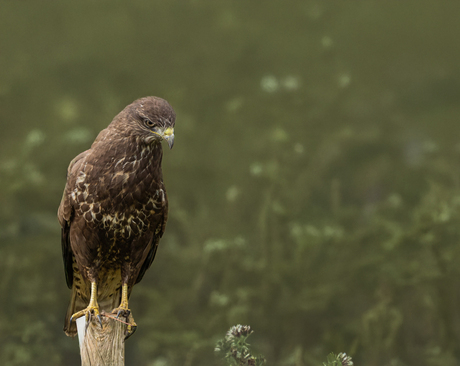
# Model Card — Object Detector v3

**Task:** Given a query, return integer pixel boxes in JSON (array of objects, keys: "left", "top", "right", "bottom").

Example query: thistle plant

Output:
[
  {"left": 215, "top": 325, "right": 265, "bottom": 366},
  {"left": 323, "top": 352, "right": 354, "bottom": 366}
]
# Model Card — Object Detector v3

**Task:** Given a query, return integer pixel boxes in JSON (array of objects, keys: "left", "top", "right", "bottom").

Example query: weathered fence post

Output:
[{"left": 76, "top": 312, "right": 128, "bottom": 366}]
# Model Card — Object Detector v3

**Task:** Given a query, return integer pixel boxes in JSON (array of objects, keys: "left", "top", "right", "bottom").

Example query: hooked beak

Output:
[
  {"left": 150, "top": 126, "right": 175, "bottom": 149},
  {"left": 162, "top": 127, "right": 175, "bottom": 149}
]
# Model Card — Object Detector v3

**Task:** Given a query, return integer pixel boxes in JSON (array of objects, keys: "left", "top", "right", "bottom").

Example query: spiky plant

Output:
[{"left": 215, "top": 325, "right": 265, "bottom": 366}]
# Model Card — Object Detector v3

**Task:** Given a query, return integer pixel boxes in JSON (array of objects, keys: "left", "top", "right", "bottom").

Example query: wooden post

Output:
[{"left": 76, "top": 312, "right": 128, "bottom": 366}]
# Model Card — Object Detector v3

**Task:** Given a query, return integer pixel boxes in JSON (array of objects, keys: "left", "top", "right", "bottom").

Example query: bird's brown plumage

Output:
[{"left": 58, "top": 96, "right": 175, "bottom": 336}]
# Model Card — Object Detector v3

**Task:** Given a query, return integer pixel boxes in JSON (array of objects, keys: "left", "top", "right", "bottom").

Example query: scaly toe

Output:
[
  {"left": 112, "top": 307, "right": 131, "bottom": 319},
  {"left": 125, "top": 313, "right": 138, "bottom": 340},
  {"left": 70, "top": 304, "right": 101, "bottom": 326}
]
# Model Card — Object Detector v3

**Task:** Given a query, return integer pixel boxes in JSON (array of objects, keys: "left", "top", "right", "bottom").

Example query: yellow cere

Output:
[{"left": 163, "top": 127, "right": 174, "bottom": 137}]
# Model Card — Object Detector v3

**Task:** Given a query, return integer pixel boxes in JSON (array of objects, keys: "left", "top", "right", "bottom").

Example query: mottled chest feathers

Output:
[{"left": 75, "top": 186, "right": 166, "bottom": 240}]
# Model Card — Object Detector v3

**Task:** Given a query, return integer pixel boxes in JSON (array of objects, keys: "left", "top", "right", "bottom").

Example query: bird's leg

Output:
[
  {"left": 70, "top": 281, "right": 102, "bottom": 327},
  {"left": 117, "top": 283, "right": 130, "bottom": 314},
  {"left": 112, "top": 283, "right": 137, "bottom": 338}
]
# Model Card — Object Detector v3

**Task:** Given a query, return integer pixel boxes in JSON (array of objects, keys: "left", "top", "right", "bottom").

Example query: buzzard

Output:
[{"left": 58, "top": 96, "right": 175, "bottom": 337}]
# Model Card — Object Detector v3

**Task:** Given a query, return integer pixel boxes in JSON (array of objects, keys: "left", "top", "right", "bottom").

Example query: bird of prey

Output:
[{"left": 58, "top": 96, "right": 175, "bottom": 337}]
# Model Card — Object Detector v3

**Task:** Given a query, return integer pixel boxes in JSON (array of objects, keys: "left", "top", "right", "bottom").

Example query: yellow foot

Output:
[
  {"left": 70, "top": 304, "right": 102, "bottom": 328},
  {"left": 111, "top": 305, "right": 130, "bottom": 318},
  {"left": 125, "top": 312, "right": 137, "bottom": 339},
  {"left": 111, "top": 306, "right": 137, "bottom": 339}
]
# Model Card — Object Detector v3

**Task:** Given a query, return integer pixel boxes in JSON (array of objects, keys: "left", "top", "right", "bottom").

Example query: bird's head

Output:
[{"left": 120, "top": 96, "right": 176, "bottom": 149}]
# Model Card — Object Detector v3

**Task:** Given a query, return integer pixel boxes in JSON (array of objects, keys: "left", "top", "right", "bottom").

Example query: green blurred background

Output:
[{"left": 1, "top": 1, "right": 460, "bottom": 365}]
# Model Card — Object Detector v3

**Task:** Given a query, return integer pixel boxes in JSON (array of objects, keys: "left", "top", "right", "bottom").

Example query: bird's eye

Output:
[{"left": 144, "top": 118, "right": 154, "bottom": 128}]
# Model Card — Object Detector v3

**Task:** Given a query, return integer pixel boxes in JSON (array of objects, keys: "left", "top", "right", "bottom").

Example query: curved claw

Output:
[
  {"left": 70, "top": 304, "right": 101, "bottom": 327},
  {"left": 116, "top": 308, "right": 131, "bottom": 319},
  {"left": 124, "top": 312, "right": 138, "bottom": 340},
  {"left": 125, "top": 323, "right": 137, "bottom": 340},
  {"left": 96, "top": 314, "right": 103, "bottom": 328}
]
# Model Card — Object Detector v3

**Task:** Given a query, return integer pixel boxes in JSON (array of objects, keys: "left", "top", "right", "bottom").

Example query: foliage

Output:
[
  {"left": 215, "top": 325, "right": 265, "bottom": 366},
  {"left": 214, "top": 326, "right": 355, "bottom": 366},
  {"left": 323, "top": 353, "right": 353, "bottom": 366}
]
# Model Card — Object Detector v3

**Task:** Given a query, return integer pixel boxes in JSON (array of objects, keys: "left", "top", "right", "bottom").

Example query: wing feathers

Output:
[{"left": 58, "top": 150, "right": 88, "bottom": 289}]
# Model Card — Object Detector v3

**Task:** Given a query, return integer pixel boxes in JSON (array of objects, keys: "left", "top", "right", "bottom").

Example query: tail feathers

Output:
[
  {"left": 64, "top": 285, "right": 120, "bottom": 337},
  {"left": 63, "top": 286, "right": 85, "bottom": 337}
]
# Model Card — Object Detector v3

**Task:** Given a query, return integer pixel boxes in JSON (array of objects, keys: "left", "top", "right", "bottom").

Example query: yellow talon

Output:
[
  {"left": 111, "top": 283, "right": 130, "bottom": 316},
  {"left": 111, "top": 283, "right": 137, "bottom": 338},
  {"left": 125, "top": 312, "right": 138, "bottom": 339},
  {"left": 70, "top": 281, "right": 102, "bottom": 327}
]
